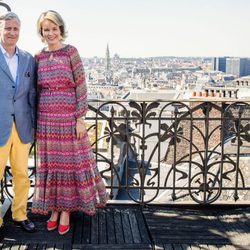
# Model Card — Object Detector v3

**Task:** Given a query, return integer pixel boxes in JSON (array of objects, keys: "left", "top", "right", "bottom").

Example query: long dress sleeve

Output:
[{"left": 69, "top": 46, "right": 88, "bottom": 118}]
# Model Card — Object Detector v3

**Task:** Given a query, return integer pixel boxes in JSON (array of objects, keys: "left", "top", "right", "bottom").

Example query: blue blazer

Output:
[{"left": 0, "top": 47, "right": 37, "bottom": 146}]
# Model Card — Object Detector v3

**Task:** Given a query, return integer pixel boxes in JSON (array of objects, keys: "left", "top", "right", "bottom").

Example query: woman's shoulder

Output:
[
  {"left": 34, "top": 49, "right": 44, "bottom": 61},
  {"left": 64, "top": 44, "right": 79, "bottom": 55},
  {"left": 35, "top": 47, "right": 49, "bottom": 56}
]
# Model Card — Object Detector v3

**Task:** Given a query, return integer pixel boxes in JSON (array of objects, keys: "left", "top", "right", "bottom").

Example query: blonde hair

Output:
[{"left": 37, "top": 10, "right": 67, "bottom": 41}]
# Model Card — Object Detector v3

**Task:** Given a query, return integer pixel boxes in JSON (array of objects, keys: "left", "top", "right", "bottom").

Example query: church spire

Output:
[{"left": 105, "top": 44, "right": 111, "bottom": 72}]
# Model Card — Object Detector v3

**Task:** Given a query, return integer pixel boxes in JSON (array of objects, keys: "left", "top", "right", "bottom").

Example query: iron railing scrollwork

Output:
[{"left": 1, "top": 100, "right": 250, "bottom": 205}]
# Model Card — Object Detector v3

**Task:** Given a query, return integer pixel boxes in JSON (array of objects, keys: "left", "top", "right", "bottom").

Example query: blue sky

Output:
[{"left": 2, "top": 0, "right": 250, "bottom": 58}]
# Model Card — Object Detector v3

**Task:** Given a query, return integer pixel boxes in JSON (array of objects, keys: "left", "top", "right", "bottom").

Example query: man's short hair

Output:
[{"left": 0, "top": 12, "right": 21, "bottom": 26}]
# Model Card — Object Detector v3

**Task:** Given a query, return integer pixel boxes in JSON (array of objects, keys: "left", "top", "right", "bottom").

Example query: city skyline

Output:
[{"left": 2, "top": 0, "right": 250, "bottom": 58}]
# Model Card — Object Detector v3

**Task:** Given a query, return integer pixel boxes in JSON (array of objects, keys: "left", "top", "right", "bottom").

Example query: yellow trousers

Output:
[{"left": 0, "top": 122, "right": 30, "bottom": 226}]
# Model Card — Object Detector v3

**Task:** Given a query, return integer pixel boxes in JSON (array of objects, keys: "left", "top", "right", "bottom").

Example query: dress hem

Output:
[{"left": 31, "top": 201, "right": 107, "bottom": 216}]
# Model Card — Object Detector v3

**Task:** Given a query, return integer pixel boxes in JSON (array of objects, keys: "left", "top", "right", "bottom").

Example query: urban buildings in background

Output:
[
  {"left": 83, "top": 45, "right": 250, "bottom": 101},
  {"left": 82, "top": 46, "right": 250, "bottom": 202},
  {"left": 212, "top": 56, "right": 250, "bottom": 78}
]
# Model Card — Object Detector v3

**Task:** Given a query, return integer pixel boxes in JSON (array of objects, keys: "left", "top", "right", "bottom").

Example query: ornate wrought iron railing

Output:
[{"left": 1, "top": 99, "right": 250, "bottom": 205}]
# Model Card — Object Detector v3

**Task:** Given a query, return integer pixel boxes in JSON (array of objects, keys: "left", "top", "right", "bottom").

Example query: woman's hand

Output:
[{"left": 76, "top": 118, "right": 86, "bottom": 140}]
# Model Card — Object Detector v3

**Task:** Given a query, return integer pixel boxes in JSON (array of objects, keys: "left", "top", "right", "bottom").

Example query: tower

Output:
[
  {"left": 212, "top": 57, "right": 228, "bottom": 72},
  {"left": 105, "top": 44, "right": 111, "bottom": 73},
  {"left": 105, "top": 44, "right": 112, "bottom": 83}
]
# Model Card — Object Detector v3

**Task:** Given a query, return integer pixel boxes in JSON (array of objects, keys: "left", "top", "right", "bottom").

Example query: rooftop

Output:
[{"left": 1, "top": 204, "right": 250, "bottom": 249}]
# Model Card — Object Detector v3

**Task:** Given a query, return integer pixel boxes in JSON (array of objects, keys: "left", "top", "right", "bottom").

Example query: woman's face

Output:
[{"left": 41, "top": 19, "right": 61, "bottom": 48}]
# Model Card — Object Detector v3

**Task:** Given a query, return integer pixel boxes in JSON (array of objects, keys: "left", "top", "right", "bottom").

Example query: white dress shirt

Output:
[{"left": 0, "top": 43, "right": 19, "bottom": 84}]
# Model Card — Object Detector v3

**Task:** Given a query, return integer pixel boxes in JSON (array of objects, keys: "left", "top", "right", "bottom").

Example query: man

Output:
[{"left": 0, "top": 12, "right": 36, "bottom": 233}]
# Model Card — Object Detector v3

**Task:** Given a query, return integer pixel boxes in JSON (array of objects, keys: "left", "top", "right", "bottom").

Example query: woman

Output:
[{"left": 32, "top": 10, "right": 108, "bottom": 235}]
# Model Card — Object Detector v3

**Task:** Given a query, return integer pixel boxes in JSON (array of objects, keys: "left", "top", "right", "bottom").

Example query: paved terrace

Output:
[{"left": 0, "top": 204, "right": 250, "bottom": 249}]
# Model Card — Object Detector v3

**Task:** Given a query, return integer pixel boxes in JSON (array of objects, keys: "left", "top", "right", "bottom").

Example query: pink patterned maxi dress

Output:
[{"left": 32, "top": 44, "right": 108, "bottom": 215}]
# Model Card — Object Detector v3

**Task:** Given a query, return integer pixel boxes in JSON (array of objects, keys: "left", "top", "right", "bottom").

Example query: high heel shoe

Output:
[
  {"left": 47, "top": 219, "right": 58, "bottom": 231},
  {"left": 58, "top": 222, "right": 70, "bottom": 235},
  {"left": 58, "top": 212, "right": 70, "bottom": 235},
  {"left": 47, "top": 211, "right": 59, "bottom": 231}
]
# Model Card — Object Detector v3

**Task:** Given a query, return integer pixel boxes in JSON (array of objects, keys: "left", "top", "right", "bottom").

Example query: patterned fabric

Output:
[{"left": 32, "top": 45, "right": 108, "bottom": 216}]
